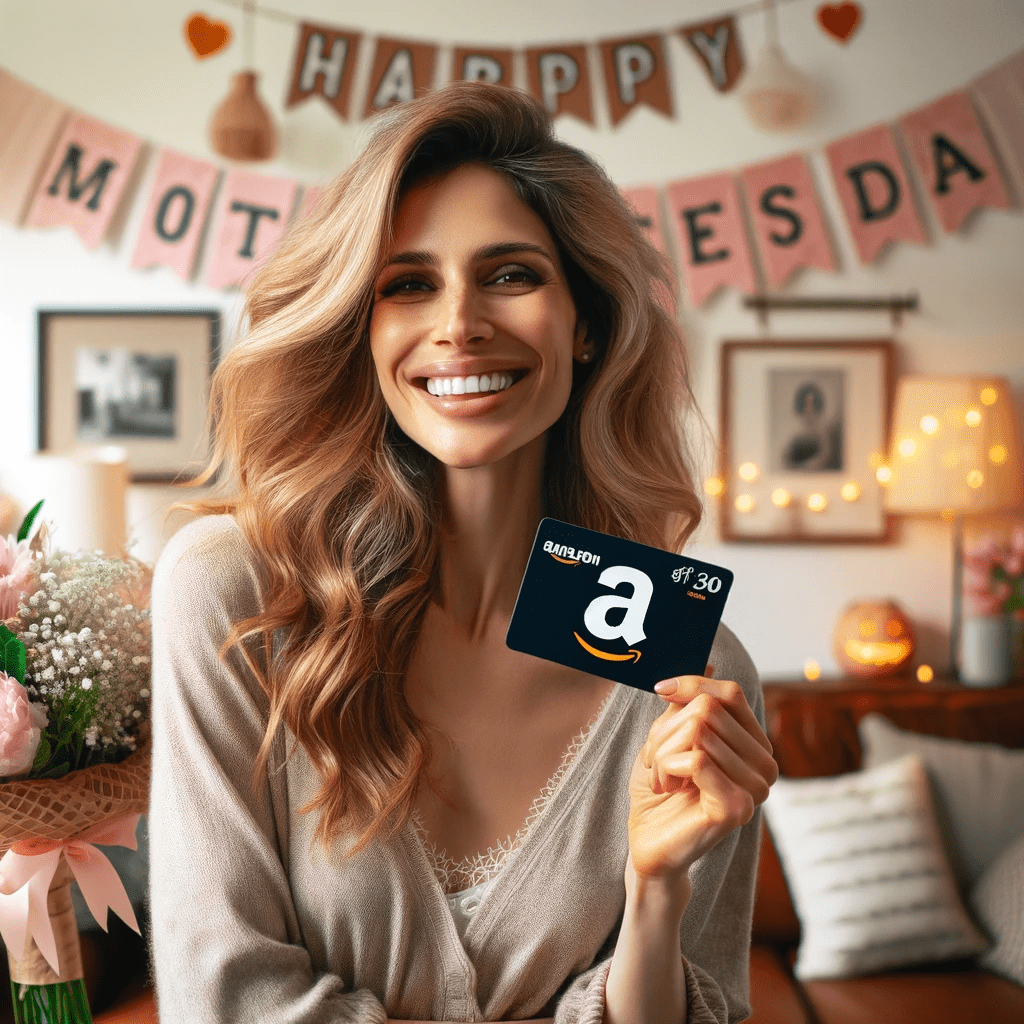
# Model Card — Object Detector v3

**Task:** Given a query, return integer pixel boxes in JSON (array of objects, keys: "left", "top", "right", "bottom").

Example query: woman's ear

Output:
[{"left": 573, "top": 324, "right": 594, "bottom": 364}]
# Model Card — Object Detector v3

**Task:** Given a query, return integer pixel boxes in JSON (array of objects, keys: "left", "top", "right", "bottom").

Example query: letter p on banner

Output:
[{"left": 26, "top": 114, "right": 142, "bottom": 249}]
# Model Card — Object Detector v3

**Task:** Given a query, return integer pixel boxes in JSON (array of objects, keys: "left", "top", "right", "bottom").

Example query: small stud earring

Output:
[{"left": 579, "top": 350, "right": 592, "bottom": 363}]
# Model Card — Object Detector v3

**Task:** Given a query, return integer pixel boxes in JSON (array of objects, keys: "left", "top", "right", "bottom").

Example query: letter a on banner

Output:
[
  {"left": 598, "top": 34, "right": 673, "bottom": 126},
  {"left": 453, "top": 47, "right": 514, "bottom": 86},
  {"left": 666, "top": 172, "right": 758, "bottom": 306},
  {"left": 740, "top": 153, "right": 836, "bottom": 289},
  {"left": 899, "top": 91, "right": 1010, "bottom": 233},
  {"left": 364, "top": 38, "right": 437, "bottom": 117},
  {"left": 285, "top": 23, "right": 361, "bottom": 121},
  {"left": 525, "top": 44, "right": 595, "bottom": 125},
  {"left": 680, "top": 17, "right": 745, "bottom": 92},
  {"left": 205, "top": 169, "right": 297, "bottom": 290},
  {"left": 26, "top": 114, "right": 142, "bottom": 249},
  {"left": 132, "top": 149, "right": 219, "bottom": 280},
  {"left": 826, "top": 124, "right": 927, "bottom": 264}
]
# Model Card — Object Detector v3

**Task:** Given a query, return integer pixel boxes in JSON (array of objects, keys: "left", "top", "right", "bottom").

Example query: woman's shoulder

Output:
[{"left": 710, "top": 621, "right": 762, "bottom": 715}]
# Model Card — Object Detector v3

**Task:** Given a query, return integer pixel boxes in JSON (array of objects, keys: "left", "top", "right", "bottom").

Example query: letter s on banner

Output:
[{"left": 583, "top": 565, "right": 654, "bottom": 647}]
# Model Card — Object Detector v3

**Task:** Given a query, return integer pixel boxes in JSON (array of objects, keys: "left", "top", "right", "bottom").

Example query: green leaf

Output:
[
  {"left": 30, "top": 736, "right": 51, "bottom": 774},
  {"left": 39, "top": 762, "right": 69, "bottom": 780},
  {"left": 0, "top": 628, "right": 27, "bottom": 684},
  {"left": 15, "top": 500, "right": 44, "bottom": 543}
]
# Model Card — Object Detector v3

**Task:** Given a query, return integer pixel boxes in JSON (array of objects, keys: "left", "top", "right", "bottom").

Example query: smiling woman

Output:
[{"left": 148, "top": 82, "right": 774, "bottom": 1024}]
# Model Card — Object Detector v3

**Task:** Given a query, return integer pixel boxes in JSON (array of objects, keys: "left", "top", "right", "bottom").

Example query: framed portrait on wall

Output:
[
  {"left": 37, "top": 308, "right": 220, "bottom": 483},
  {"left": 719, "top": 339, "right": 894, "bottom": 543}
]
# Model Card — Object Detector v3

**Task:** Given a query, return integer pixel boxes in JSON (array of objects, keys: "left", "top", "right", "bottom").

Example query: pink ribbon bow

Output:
[{"left": 0, "top": 814, "right": 141, "bottom": 975}]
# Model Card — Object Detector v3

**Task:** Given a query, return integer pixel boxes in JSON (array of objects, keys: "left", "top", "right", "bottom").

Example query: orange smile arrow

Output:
[
  {"left": 550, "top": 554, "right": 580, "bottom": 565},
  {"left": 573, "top": 632, "right": 642, "bottom": 662}
]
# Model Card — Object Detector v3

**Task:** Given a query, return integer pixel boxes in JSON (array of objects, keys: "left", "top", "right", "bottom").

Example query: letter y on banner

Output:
[{"left": 26, "top": 114, "right": 142, "bottom": 249}]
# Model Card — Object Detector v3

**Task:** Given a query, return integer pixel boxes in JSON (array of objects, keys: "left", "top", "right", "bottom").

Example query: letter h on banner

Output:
[{"left": 285, "top": 23, "right": 361, "bottom": 121}]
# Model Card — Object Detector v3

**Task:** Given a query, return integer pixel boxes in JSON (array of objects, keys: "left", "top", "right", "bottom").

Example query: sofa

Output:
[{"left": 4, "top": 677, "right": 1023, "bottom": 1024}]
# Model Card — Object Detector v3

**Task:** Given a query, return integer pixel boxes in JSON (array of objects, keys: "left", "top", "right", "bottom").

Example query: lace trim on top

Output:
[{"left": 414, "top": 688, "right": 615, "bottom": 894}]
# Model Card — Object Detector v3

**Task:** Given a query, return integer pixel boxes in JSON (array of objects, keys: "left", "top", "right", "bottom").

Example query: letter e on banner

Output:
[
  {"left": 26, "top": 114, "right": 142, "bottom": 249},
  {"left": 205, "top": 169, "right": 297, "bottom": 290},
  {"left": 132, "top": 149, "right": 219, "bottom": 280},
  {"left": 598, "top": 34, "right": 673, "bottom": 126},
  {"left": 899, "top": 91, "right": 1010, "bottom": 233},
  {"left": 364, "top": 38, "right": 437, "bottom": 117},
  {"left": 666, "top": 172, "right": 758, "bottom": 306},
  {"left": 740, "top": 153, "right": 836, "bottom": 288},
  {"left": 525, "top": 44, "right": 595, "bottom": 125},
  {"left": 584, "top": 565, "right": 654, "bottom": 647},
  {"left": 286, "top": 23, "right": 361, "bottom": 121},
  {"left": 453, "top": 47, "right": 513, "bottom": 86},
  {"left": 826, "top": 124, "right": 926, "bottom": 263}
]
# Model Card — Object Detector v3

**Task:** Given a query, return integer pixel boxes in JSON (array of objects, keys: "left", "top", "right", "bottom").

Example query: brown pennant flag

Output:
[
  {"left": 598, "top": 35, "right": 673, "bottom": 126},
  {"left": 525, "top": 44, "right": 595, "bottom": 125},
  {"left": 364, "top": 37, "right": 438, "bottom": 118},
  {"left": 680, "top": 17, "right": 744, "bottom": 93},
  {"left": 286, "top": 23, "right": 361, "bottom": 120},
  {"left": 452, "top": 47, "right": 514, "bottom": 86}
]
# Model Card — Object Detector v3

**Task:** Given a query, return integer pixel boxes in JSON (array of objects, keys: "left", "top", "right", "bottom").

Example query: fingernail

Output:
[{"left": 654, "top": 677, "right": 678, "bottom": 695}]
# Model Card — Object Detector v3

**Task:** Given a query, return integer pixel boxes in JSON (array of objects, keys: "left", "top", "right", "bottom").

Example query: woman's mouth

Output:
[{"left": 423, "top": 371, "right": 519, "bottom": 396}]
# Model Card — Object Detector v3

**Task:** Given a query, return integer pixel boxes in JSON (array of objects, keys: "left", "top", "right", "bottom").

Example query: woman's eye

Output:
[
  {"left": 379, "top": 276, "right": 431, "bottom": 297},
  {"left": 489, "top": 264, "right": 541, "bottom": 287}
]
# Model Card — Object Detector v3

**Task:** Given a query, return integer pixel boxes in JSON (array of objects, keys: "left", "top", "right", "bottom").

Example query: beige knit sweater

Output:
[{"left": 149, "top": 515, "right": 762, "bottom": 1023}]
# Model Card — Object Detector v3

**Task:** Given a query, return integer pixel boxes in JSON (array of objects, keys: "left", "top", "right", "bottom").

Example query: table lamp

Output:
[{"left": 882, "top": 376, "right": 1023, "bottom": 676}]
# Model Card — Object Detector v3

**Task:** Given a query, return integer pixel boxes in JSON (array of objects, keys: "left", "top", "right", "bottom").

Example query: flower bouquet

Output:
[
  {"left": 0, "top": 502, "right": 151, "bottom": 1024},
  {"left": 963, "top": 525, "right": 1024, "bottom": 619}
]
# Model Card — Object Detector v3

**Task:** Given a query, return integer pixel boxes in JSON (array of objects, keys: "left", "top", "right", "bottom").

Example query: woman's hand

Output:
[{"left": 627, "top": 672, "right": 778, "bottom": 880}]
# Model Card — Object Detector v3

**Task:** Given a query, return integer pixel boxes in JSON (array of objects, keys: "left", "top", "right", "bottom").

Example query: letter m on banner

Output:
[{"left": 26, "top": 114, "right": 142, "bottom": 249}]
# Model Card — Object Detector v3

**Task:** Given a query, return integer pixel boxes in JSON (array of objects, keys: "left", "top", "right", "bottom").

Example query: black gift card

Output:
[{"left": 506, "top": 518, "right": 733, "bottom": 692}]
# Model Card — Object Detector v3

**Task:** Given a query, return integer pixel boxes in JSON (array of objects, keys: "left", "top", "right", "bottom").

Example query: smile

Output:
[{"left": 424, "top": 372, "right": 516, "bottom": 396}]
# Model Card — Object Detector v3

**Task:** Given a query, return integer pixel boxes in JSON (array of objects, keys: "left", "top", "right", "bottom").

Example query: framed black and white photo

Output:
[
  {"left": 719, "top": 339, "right": 894, "bottom": 543},
  {"left": 38, "top": 309, "right": 220, "bottom": 483}
]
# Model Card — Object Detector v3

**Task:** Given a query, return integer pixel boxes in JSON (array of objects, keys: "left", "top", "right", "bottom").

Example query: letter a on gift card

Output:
[{"left": 26, "top": 114, "right": 142, "bottom": 249}]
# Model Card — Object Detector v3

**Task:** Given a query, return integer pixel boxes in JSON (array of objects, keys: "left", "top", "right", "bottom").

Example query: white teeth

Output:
[{"left": 425, "top": 373, "right": 516, "bottom": 396}]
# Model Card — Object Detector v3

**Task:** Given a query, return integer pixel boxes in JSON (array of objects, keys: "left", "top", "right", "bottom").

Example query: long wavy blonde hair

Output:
[{"left": 195, "top": 82, "right": 704, "bottom": 853}]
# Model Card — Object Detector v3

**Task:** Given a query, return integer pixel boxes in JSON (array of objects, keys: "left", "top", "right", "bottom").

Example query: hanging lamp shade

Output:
[
  {"left": 210, "top": 70, "right": 277, "bottom": 161},
  {"left": 740, "top": 42, "right": 815, "bottom": 132}
]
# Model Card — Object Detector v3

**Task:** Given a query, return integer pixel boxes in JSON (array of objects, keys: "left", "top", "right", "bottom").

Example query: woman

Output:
[{"left": 150, "top": 82, "right": 777, "bottom": 1024}]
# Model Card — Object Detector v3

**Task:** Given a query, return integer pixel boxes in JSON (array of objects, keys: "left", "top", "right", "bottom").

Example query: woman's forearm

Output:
[{"left": 603, "top": 860, "right": 690, "bottom": 1024}]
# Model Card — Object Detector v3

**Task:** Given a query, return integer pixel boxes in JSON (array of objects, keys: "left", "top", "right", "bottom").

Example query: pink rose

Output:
[
  {"left": 0, "top": 671, "right": 48, "bottom": 777},
  {"left": 0, "top": 535, "right": 33, "bottom": 621}
]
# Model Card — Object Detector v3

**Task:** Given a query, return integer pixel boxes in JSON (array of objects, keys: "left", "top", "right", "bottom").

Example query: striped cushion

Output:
[
  {"left": 763, "top": 754, "right": 987, "bottom": 979},
  {"left": 972, "top": 832, "right": 1024, "bottom": 986}
]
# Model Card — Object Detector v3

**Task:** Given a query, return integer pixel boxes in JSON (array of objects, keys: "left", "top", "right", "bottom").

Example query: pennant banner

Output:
[
  {"left": 131, "top": 148, "right": 220, "bottom": 280},
  {"left": 621, "top": 185, "right": 669, "bottom": 255},
  {"left": 899, "top": 90, "right": 1011, "bottom": 233},
  {"left": 666, "top": 172, "right": 758, "bottom": 306},
  {"left": 826, "top": 123, "right": 927, "bottom": 264},
  {"left": 205, "top": 169, "right": 297, "bottom": 290},
  {"left": 285, "top": 22, "right": 361, "bottom": 121},
  {"left": 25, "top": 114, "right": 142, "bottom": 249},
  {"left": 971, "top": 50, "right": 1024, "bottom": 200},
  {"left": 680, "top": 17, "right": 745, "bottom": 93},
  {"left": 525, "top": 44, "right": 595, "bottom": 125},
  {"left": 452, "top": 47, "right": 514, "bottom": 86},
  {"left": 364, "top": 37, "right": 437, "bottom": 118},
  {"left": 0, "top": 70, "right": 70, "bottom": 225},
  {"left": 740, "top": 153, "right": 836, "bottom": 288},
  {"left": 598, "top": 35, "right": 673, "bottom": 126}
]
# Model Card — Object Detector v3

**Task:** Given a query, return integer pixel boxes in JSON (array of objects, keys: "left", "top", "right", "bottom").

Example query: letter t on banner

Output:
[
  {"left": 666, "top": 172, "right": 758, "bottom": 306},
  {"left": 205, "top": 169, "right": 297, "bottom": 290}
]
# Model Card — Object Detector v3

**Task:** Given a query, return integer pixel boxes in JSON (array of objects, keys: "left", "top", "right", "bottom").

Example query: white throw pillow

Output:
[
  {"left": 763, "top": 754, "right": 987, "bottom": 980},
  {"left": 971, "top": 832, "right": 1024, "bottom": 986},
  {"left": 858, "top": 712, "right": 1024, "bottom": 889}
]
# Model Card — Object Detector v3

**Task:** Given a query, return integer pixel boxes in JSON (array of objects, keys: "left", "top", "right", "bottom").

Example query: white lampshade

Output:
[
  {"left": 2, "top": 449, "right": 129, "bottom": 556},
  {"left": 883, "top": 376, "right": 1023, "bottom": 515},
  {"left": 739, "top": 42, "right": 815, "bottom": 132}
]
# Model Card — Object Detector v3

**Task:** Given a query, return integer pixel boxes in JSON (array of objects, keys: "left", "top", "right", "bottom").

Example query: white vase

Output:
[{"left": 960, "top": 615, "right": 1013, "bottom": 687}]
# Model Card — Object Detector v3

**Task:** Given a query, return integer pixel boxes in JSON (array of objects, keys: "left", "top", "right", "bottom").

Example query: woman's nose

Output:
[{"left": 435, "top": 283, "right": 493, "bottom": 347}]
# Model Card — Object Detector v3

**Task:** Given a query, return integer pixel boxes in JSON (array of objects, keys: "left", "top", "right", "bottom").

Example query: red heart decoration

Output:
[
  {"left": 185, "top": 13, "right": 232, "bottom": 59},
  {"left": 817, "top": 2, "right": 862, "bottom": 43}
]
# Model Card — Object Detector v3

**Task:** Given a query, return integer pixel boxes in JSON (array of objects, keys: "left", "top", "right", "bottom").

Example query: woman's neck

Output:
[{"left": 437, "top": 434, "right": 546, "bottom": 638}]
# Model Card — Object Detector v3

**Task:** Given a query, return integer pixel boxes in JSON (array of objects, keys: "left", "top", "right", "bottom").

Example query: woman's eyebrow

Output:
[{"left": 382, "top": 240, "right": 555, "bottom": 268}]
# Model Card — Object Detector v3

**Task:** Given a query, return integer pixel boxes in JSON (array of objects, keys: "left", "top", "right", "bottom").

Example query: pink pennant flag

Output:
[
  {"left": 620, "top": 186, "right": 668, "bottom": 254},
  {"left": 665, "top": 172, "right": 758, "bottom": 306},
  {"left": 25, "top": 114, "right": 142, "bottom": 249},
  {"left": 740, "top": 153, "right": 836, "bottom": 289},
  {"left": 0, "top": 69, "right": 71, "bottom": 225},
  {"left": 131, "top": 149, "right": 219, "bottom": 280},
  {"left": 205, "top": 169, "right": 298, "bottom": 290},
  {"left": 826, "top": 124, "right": 927, "bottom": 264},
  {"left": 971, "top": 49, "right": 1024, "bottom": 201},
  {"left": 297, "top": 183, "right": 327, "bottom": 221},
  {"left": 899, "top": 91, "right": 1010, "bottom": 233}
]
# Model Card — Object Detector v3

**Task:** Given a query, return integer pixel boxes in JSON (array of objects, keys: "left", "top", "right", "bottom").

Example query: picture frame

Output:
[
  {"left": 719, "top": 339, "right": 894, "bottom": 543},
  {"left": 37, "top": 308, "right": 220, "bottom": 483}
]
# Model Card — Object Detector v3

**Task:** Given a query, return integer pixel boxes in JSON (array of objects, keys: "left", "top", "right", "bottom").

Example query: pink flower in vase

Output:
[
  {"left": 0, "top": 535, "right": 33, "bottom": 621},
  {"left": 0, "top": 671, "right": 48, "bottom": 776}
]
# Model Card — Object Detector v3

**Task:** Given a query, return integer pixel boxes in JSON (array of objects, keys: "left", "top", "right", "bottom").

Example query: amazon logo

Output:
[
  {"left": 543, "top": 540, "right": 601, "bottom": 566},
  {"left": 574, "top": 564, "right": 652, "bottom": 665}
]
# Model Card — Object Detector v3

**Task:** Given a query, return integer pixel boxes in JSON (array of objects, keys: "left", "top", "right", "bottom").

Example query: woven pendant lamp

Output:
[{"left": 209, "top": 2, "right": 277, "bottom": 161}]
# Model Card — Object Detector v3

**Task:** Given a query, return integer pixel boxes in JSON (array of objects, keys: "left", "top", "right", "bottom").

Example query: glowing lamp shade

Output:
[
  {"left": 833, "top": 600, "right": 916, "bottom": 678},
  {"left": 739, "top": 43, "right": 815, "bottom": 132},
  {"left": 883, "top": 376, "right": 1023, "bottom": 515},
  {"left": 210, "top": 71, "right": 278, "bottom": 162}
]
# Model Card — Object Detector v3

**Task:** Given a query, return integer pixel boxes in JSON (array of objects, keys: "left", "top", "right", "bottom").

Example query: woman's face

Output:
[{"left": 369, "top": 163, "right": 585, "bottom": 470}]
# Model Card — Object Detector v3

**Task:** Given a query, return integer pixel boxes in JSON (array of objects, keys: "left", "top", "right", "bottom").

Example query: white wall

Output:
[{"left": 1, "top": 0, "right": 1023, "bottom": 679}]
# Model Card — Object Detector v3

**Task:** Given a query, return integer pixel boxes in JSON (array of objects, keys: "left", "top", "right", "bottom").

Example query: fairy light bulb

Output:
[
  {"left": 920, "top": 415, "right": 939, "bottom": 434},
  {"left": 704, "top": 476, "right": 725, "bottom": 497},
  {"left": 841, "top": 482, "right": 861, "bottom": 502},
  {"left": 771, "top": 488, "right": 791, "bottom": 508},
  {"left": 738, "top": 462, "right": 760, "bottom": 482},
  {"left": 735, "top": 494, "right": 755, "bottom": 513}
]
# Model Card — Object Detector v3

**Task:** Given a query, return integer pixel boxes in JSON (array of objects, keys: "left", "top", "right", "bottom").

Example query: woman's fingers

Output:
[
  {"left": 654, "top": 675, "right": 772, "bottom": 754},
  {"left": 656, "top": 748, "right": 757, "bottom": 827}
]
